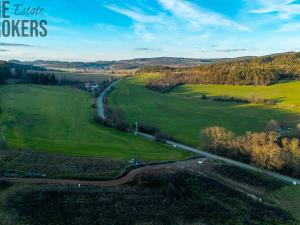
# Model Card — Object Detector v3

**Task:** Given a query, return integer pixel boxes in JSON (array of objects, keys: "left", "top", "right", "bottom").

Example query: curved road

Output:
[
  {"left": 99, "top": 79, "right": 300, "bottom": 185},
  {"left": 1, "top": 79, "right": 298, "bottom": 188},
  {"left": 0, "top": 159, "right": 196, "bottom": 187},
  {"left": 98, "top": 80, "right": 121, "bottom": 120}
]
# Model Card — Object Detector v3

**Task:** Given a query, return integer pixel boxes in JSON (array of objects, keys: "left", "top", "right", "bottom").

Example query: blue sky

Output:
[{"left": 1, "top": 0, "right": 300, "bottom": 61}]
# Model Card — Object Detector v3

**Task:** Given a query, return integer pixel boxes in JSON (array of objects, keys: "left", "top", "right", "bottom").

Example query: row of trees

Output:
[
  {"left": 146, "top": 52, "right": 300, "bottom": 91},
  {"left": 23, "top": 72, "right": 57, "bottom": 85},
  {"left": 0, "top": 61, "right": 56, "bottom": 85},
  {"left": 0, "top": 61, "right": 10, "bottom": 84},
  {"left": 202, "top": 123, "right": 300, "bottom": 178}
]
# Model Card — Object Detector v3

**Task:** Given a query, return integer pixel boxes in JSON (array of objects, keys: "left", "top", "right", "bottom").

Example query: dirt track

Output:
[
  {"left": 0, "top": 158, "right": 268, "bottom": 203},
  {"left": 0, "top": 159, "right": 197, "bottom": 187}
]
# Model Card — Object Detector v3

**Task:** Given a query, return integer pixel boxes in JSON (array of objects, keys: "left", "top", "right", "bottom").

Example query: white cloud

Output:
[
  {"left": 105, "top": 5, "right": 170, "bottom": 41},
  {"left": 46, "top": 16, "right": 70, "bottom": 24},
  {"left": 106, "top": 1, "right": 249, "bottom": 32},
  {"left": 132, "top": 23, "right": 156, "bottom": 41},
  {"left": 105, "top": 5, "right": 165, "bottom": 24},
  {"left": 94, "top": 23, "right": 119, "bottom": 31},
  {"left": 158, "top": 0, "right": 249, "bottom": 31},
  {"left": 250, "top": 0, "right": 300, "bottom": 19},
  {"left": 277, "top": 22, "right": 300, "bottom": 32}
]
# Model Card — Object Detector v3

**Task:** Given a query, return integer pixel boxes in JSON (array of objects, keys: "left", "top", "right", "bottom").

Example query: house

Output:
[{"left": 85, "top": 82, "right": 99, "bottom": 91}]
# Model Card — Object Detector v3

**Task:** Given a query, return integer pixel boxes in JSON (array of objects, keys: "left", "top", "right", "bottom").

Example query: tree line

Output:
[
  {"left": 144, "top": 52, "right": 300, "bottom": 91},
  {"left": 0, "top": 61, "right": 59, "bottom": 85},
  {"left": 202, "top": 121, "right": 300, "bottom": 178},
  {"left": 0, "top": 61, "right": 10, "bottom": 84}
]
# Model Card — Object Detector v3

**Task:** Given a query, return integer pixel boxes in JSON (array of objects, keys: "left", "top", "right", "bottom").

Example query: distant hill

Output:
[
  {"left": 7, "top": 60, "right": 47, "bottom": 71},
  {"left": 146, "top": 51, "right": 300, "bottom": 91},
  {"left": 16, "top": 57, "right": 240, "bottom": 71}
]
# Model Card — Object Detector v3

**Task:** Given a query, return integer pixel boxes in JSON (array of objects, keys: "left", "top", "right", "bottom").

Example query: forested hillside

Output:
[
  {"left": 0, "top": 61, "right": 50, "bottom": 85},
  {"left": 0, "top": 61, "right": 10, "bottom": 84},
  {"left": 145, "top": 52, "right": 300, "bottom": 91}
]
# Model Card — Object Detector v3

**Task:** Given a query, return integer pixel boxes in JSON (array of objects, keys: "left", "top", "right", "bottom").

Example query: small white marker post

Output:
[{"left": 78, "top": 183, "right": 81, "bottom": 189}]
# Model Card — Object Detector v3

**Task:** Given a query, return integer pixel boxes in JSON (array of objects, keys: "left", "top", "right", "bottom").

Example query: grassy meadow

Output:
[
  {"left": 272, "top": 186, "right": 300, "bottom": 221},
  {"left": 108, "top": 74, "right": 300, "bottom": 147},
  {"left": 0, "top": 84, "right": 191, "bottom": 161},
  {"left": 175, "top": 81, "right": 300, "bottom": 112}
]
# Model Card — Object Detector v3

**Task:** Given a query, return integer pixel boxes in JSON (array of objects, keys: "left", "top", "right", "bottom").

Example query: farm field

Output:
[
  {"left": 108, "top": 74, "right": 300, "bottom": 147},
  {"left": 54, "top": 71, "right": 115, "bottom": 82},
  {"left": 174, "top": 81, "right": 300, "bottom": 112},
  {"left": 0, "top": 84, "right": 191, "bottom": 161}
]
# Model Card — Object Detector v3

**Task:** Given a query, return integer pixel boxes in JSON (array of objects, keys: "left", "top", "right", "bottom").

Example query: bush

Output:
[
  {"left": 201, "top": 94, "right": 208, "bottom": 100},
  {"left": 265, "top": 119, "right": 281, "bottom": 132},
  {"left": 239, "top": 131, "right": 284, "bottom": 170},
  {"left": 202, "top": 126, "right": 235, "bottom": 153},
  {"left": 153, "top": 132, "right": 170, "bottom": 143},
  {"left": 138, "top": 124, "right": 160, "bottom": 135},
  {"left": 202, "top": 124, "right": 300, "bottom": 177},
  {"left": 213, "top": 96, "right": 249, "bottom": 103},
  {"left": 115, "top": 121, "right": 131, "bottom": 132},
  {"left": 248, "top": 95, "right": 276, "bottom": 105}
]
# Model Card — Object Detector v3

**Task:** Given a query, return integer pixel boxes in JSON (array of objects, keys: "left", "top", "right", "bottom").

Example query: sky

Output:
[{"left": 1, "top": 0, "right": 300, "bottom": 61}]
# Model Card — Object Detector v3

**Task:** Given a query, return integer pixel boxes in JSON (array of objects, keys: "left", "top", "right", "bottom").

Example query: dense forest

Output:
[
  {"left": 0, "top": 61, "right": 58, "bottom": 85},
  {"left": 0, "top": 61, "right": 10, "bottom": 84},
  {"left": 145, "top": 52, "right": 300, "bottom": 91}
]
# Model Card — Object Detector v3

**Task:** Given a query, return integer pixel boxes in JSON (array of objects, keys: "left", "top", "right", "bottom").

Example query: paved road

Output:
[
  {"left": 99, "top": 79, "right": 300, "bottom": 186},
  {"left": 98, "top": 80, "right": 121, "bottom": 120},
  {"left": 138, "top": 132, "right": 300, "bottom": 185}
]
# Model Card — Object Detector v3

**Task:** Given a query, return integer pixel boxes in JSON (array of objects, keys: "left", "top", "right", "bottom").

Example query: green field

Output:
[
  {"left": 175, "top": 81, "right": 300, "bottom": 112},
  {"left": 0, "top": 84, "right": 191, "bottom": 161},
  {"left": 108, "top": 75, "right": 300, "bottom": 147},
  {"left": 272, "top": 186, "right": 300, "bottom": 221}
]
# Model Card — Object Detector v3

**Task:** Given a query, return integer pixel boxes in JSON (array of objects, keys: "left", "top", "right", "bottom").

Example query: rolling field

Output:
[
  {"left": 272, "top": 186, "right": 300, "bottom": 221},
  {"left": 108, "top": 75, "right": 300, "bottom": 147},
  {"left": 0, "top": 84, "right": 191, "bottom": 161},
  {"left": 175, "top": 81, "right": 300, "bottom": 112}
]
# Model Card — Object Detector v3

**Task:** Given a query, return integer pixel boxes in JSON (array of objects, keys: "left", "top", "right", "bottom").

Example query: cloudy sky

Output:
[{"left": 1, "top": 0, "right": 300, "bottom": 61}]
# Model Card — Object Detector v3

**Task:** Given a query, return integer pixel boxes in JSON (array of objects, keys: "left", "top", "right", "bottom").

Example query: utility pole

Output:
[
  {"left": 92, "top": 89, "right": 95, "bottom": 105},
  {"left": 0, "top": 126, "right": 7, "bottom": 149}
]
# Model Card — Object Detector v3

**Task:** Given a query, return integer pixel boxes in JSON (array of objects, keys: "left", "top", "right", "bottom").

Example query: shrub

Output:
[
  {"left": 281, "top": 138, "right": 300, "bottom": 177},
  {"left": 297, "top": 123, "right": 300, "bottom": 131},
  {"left": 201, "top": 94, "right": 208, "bottom": 100},
  {"left": 153, "top": 132, "right": 170, "bottom": 143},
  {"left": 115, "top": 121, "right": 131, "bottom": 132},
  {"left": 138, "top": 124, "right": 160, "bottom": 135},
  {"left": 201, "top": 124, "right": 300, "bottom": 177},
  {"left": 265, "top": 119, "right": 281, "bottom": 132},
  {"left": 213, "top": 96, "right": 249, "bottom": 103},
  {"left": 239, "top": 131, "right": 284, "bottom": 170},
  {"left": 248, "top": 95, "right": 276, "bottom": 105},
  {"left": 202, "top": 126, "right": 235, "bottom": 153}
]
